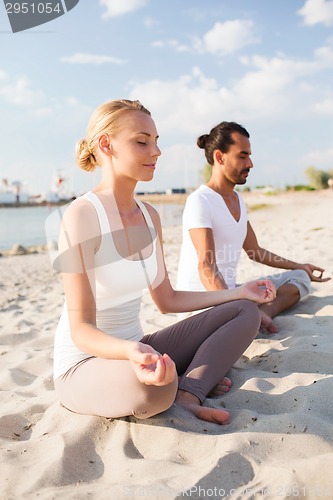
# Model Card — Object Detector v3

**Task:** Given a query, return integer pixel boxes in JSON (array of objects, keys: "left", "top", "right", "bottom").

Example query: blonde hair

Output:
[{"left": 76, "top": 99, "right": 151, "bottom": 172}]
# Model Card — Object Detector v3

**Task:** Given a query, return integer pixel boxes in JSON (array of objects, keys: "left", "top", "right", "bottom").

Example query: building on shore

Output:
[{"left": 0, "top": 178, "right": 29, "bottom": 205}]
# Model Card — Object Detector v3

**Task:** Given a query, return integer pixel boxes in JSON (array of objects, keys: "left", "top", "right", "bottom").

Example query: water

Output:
[
  {"left": 0, "top": 203, "right": 184, "bottom": 251},
  {"left": 0, "top": 206, "right": 53, "bottom": 250}
]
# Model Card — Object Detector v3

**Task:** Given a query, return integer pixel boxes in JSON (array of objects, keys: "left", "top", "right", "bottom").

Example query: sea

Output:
[{"left": 0, "top": 203, "right": 184, "bottom": 251}]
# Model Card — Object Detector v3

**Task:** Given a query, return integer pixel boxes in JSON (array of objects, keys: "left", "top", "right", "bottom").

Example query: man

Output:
[{"left": 176, "top": 121, "right": 330, "bottom": 332}]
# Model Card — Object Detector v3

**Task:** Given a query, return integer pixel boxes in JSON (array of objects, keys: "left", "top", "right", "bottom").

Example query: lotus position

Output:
[
  {"left": 176, "top": 121, "right": 330, "bottom": 333},
  {"left": 53, "top": 100, "right": 275, "bottom": 425}
]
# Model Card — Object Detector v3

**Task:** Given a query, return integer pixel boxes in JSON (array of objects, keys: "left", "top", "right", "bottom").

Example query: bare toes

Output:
[
  {"left": 208, "top": 377, "right": 232, "bottom": 397},
  {"left": 192, "top": 405, "right": 230, "bottom": 425}
]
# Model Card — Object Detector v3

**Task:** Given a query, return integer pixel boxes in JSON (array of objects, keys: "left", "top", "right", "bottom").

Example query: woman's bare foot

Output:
[
  {"left": 175, "top": 390, "right": 230, "bottom": 425},
  {"left": 260, "top": 310, "right": 278, "bottom": 334},
  {"left": 207, "top": 376, "right": 232, "bottom": 397}
]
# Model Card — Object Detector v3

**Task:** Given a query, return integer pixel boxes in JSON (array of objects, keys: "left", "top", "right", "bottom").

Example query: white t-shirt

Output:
[{"left": 177, "top": 185, "right": 248, "bottom": 291}]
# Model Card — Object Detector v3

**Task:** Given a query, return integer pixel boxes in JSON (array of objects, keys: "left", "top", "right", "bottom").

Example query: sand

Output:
[{"left": 0, "top": 190, "right": 332, "bottom": 500}]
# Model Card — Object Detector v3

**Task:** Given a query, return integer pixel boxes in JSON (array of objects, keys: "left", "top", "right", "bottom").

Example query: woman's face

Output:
[{"left": 108, "top": 111, "right": 161, "bottom": 183}]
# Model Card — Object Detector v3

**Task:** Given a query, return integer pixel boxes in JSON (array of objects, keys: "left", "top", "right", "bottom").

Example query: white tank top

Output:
[{"left": 53, "top": 191, "right": 158, "bottom": 379}]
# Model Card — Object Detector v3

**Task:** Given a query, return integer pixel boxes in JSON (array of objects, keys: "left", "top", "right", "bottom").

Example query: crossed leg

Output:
[
  {"left": 258, "top": 270, "right": 311, "bottom": 333},
  {"left": 260, "top": 283, "right": 301, "bottom": 333},
  {"left": 143, "top": 299, "right": 260, "bottom": 424},
  {"left": 55, "top": 300, "right": 261, "bottom": 425}
]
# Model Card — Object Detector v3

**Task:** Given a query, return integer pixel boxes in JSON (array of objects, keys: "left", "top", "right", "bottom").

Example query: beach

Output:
[{"left": 1, "top": 189, "right": 333, "bottom": 499}]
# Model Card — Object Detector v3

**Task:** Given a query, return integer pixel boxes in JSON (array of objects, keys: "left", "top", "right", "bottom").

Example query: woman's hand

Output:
[
  {"left": 238, "top": 279, "right": 276, "bottom": 304},
  {"left": 128, "top": 342, "right": 177, "bottom": 386}
]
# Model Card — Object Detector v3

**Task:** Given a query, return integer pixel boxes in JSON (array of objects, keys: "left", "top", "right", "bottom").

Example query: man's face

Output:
[{"left": 222, "top": 132, "right": 253, "bottom": 185}]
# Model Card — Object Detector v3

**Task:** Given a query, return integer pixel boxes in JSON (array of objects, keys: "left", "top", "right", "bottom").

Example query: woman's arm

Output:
[
  {"left": 59, "top": 199, "right": 133, "bottom": 359},
  {"left": 147, "top": 206, "right": 276, "bottom": 313},
  {"left": 58, "top": 199, "right": 176, "bottom": 386},
  {"left": 63, "top": 268, "right": 175, "bottom": 384}
]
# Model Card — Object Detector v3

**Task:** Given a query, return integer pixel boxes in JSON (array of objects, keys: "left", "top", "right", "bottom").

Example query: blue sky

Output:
[{"left": 1, "top": 0, "right": 333, "bottom": 197}]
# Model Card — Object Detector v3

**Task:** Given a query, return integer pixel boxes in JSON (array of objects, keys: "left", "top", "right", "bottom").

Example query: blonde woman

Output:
[{"left": 53, "top": 99, "right": 275, "bottom": 425}]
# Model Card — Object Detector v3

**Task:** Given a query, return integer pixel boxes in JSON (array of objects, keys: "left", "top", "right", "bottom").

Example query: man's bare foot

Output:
[
  {"left": 175, "top": 390, "right": 230, "bottom": 425},
  {"left": 207, "top": 376, "right": 232, "bottom": 397},
  {"left": 260, "top": 310, "right": 278, "bottom": 334}
]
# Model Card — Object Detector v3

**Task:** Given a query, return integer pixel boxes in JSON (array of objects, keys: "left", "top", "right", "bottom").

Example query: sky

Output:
[{"left": 0, "top": 0, "right": 333, "bottom": 197}]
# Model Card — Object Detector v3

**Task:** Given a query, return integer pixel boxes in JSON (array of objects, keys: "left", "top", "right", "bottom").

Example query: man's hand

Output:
[
  {"left": 128, "top": 342, "right": 177, "bottom": 386},
  {"left": 301, "top": 263, "right": 331, "bottom": 283}
]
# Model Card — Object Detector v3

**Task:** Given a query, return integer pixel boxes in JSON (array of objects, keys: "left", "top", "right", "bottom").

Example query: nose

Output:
[
  {"left": 153, "top": 144, "right": 161, "bottom": 158},
  {"left": 248, "top": 157, "right": 253, "bottom": 168}
]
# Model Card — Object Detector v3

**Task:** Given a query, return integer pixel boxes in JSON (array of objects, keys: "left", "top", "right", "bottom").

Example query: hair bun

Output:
[
  {"left": 197, "top": 134, "right": 209, "bottom": 149},
  {"left": 75, "top": 139, "right": 97, "bottom": 172}
]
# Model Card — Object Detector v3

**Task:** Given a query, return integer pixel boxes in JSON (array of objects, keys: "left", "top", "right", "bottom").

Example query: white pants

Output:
[{"left": 178, "top": 269, "right": 311, "bottom": 321}]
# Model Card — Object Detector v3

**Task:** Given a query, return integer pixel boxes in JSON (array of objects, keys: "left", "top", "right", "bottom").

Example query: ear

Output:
[
  {"left": 213, "top": 149, "right": 224, "bottom": 164},
  {"left": 98, "top": 134, "right": 112, "bottom": 155}
]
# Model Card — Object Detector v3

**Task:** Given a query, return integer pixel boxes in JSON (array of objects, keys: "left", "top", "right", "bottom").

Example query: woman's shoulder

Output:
[
  {"left": 61, "top": 194, "right": 100, "bottom": 235},
  {"left": 64, "top": 193, "right": 97, "bottom": 217}
]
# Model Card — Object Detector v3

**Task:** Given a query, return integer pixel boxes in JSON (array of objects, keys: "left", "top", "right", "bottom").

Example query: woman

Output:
[{"left": 53, "top": 99, "right": 275, "bottom": 425}]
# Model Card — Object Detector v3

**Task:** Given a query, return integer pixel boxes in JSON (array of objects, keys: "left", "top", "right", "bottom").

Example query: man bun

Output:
[{"left": 197, "top": 134, "right": 209, "bottom": 149}]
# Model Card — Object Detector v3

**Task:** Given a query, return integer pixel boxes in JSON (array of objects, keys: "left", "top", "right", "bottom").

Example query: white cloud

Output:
[
  {"left": 233, "top": 55, "right": 318, "bottom": 113},
  {"left": 129, "top": 46, "right": 333, "bottom": 138},
  {"left": 200, "top": 20, "right": 260, "bottom": 55},
  {"left": 151, "top": 19, "right": 259, "bottom": 57},
  {"left": 151, "top": 40, "right": 164, "bottom": 48},
  {"left": 130, "top": 67, "right": 225, "bottom": 137},
  {"left": 144, "top": 17, "right": 158, "bottom": 28},
  {"left": 60, "top": 53, "right": 126, "bottom": 65},
  {"left": 127, "top": 63, "right": 281, "bottom": 135},
  {"left": 0, "top": 75, "right": 45, "bottom": 107},
  {"left": 151, "top": 39, "right": 189, "bottom": 52},
  {"left": 32, "top": 107, "right": 54, "bottom": 117},
  {"left": 100, "top": 0, "right": 149, "bottom": 19},
  {"left": 314, "top": 98, "right": 333, "bottom": 113},
  {"left": 314, "top": 43, "right": 333, "bottom": 63},
  {"left": 298, "top": 0, "right": 333, "bottom": 26},
  {"left": 301, "top": 146, "right": 333, "bottom": 166}
]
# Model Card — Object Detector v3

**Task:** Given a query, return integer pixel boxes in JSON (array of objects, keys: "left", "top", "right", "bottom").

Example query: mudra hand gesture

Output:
[
  {"left": 238, "top": 279, "right": 276, "bottom": 304},
  {"left": 128, "top": 342, "right": 176, "bottom": 386}
]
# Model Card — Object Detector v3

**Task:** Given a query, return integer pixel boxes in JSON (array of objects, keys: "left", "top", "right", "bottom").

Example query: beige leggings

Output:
[{"left": 54, "top": 300, "right": 260, "bottom": 419}]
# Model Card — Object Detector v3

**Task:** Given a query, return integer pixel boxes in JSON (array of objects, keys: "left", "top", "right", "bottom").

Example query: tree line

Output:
[
  {"left": 304, "top": 166, "right": 333, "bottom": 190},
  {"left": 201, "top": 164, "right": 333, "bottom": 190}
]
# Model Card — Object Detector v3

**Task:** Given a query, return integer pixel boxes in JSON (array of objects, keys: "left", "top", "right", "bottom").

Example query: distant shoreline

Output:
[
  {"left": 140, "top": 187, "right": 332, "bottom": 208},
  {"left": 0, "top": 193, "right": 189, "bottom": 208},
  {"left": 0, "top": 200, "right": 71, "bottom": 209},
  {"left": 1, "top": 188, "right": 331, "bottom": 209},
  {"left": 1, "top": 189, "right": 331, "bottom": 256}
]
